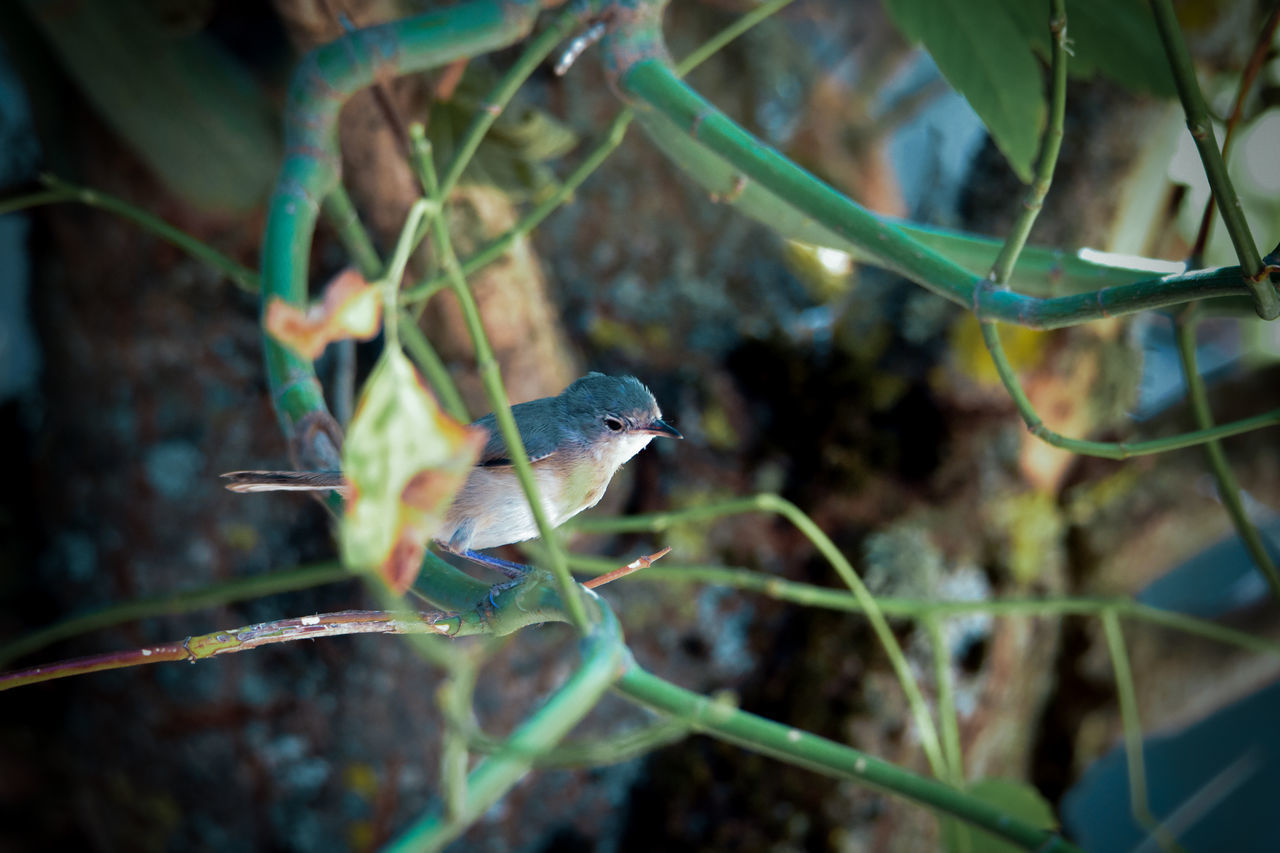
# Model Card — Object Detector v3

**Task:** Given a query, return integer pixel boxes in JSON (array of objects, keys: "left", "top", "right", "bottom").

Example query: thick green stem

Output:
[{"left": 616, "top": 666, "right": 1081, "bottom": 852}]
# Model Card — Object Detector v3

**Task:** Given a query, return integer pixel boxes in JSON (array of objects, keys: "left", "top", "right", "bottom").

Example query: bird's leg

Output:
[{"left": 456, "top": 549, "right": 530, "bottom": 579}]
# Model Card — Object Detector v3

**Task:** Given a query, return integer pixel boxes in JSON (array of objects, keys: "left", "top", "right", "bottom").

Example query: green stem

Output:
[
  {"left": 0, "top": 175, "right": 260, "bottom": 293},
  {"left": 380, "top": 198, "right": 432, "bottom": 350},
  {"left": 989, "top": 0, "right": 1066, "bottom": 286},
  {"left": 439, "top": 6, "right": 579, "bottom": 202},
  {"left": 924, "top": 615, "right": 964, "bottom": 787},
  {"left": 384, "top": 598, "right": 626, "bottom": 851},
  {"left": 400, "top": 313, "right": 471, "bottom": 422},
  {"left": 402, "top": 108, "right": 634, "bottom": 304},
  {"left": 560, "top": 552, "right": 1280, "bottom": 657},
  {"left": 603, "top": 8, "right": 1280, "bottom": 329},
  {"left": 567, "top": 493, "right": 946, "bottom": 776},
  {"left": 616, "top": 666, "right": 1082, "bottom": 852},
  {"left": 322, "top": 183, "right": 383, "bottom": 279},
  {"left": 1148, "top": 0, "right": 1276, "bottom": 319},
  {"left": 408, "top": 123, "right": 588, "bottom": 633},
  {"left": 979, "top": 321, "right": 1280, "bottom": 458},
  {"left": 1102, "top": 610, "right": 1185, "bottom": 852},
  {"left": 403, "top": 0, "right": 797, "bottom": 306},
  {"left": 1173, "top": 314, "right": 1280, "bottom": 599}
]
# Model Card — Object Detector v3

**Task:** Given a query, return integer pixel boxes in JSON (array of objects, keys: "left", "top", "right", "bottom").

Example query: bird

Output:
[{"left": 223, "top": 373, "right": 681, "bottom": 575}]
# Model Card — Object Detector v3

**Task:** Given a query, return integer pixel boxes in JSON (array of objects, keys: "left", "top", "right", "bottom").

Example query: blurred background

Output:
[{"left": 2, "top": 0, "right": 1280, "bottom": 850}]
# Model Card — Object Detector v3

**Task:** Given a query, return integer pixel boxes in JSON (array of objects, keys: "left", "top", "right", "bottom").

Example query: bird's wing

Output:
[{"left": 471, "top": 401, "right": 561, "bottom": 468}]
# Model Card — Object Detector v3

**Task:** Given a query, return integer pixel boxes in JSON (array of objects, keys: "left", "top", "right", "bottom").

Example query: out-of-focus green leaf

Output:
[
  {"left": 23, "top": 0, "right": 277, "bottom": 213},
  {"left": 949, "top": 778, "right": 1059, "bottom": 853},
  {"left": 341, "top": 348, "right": 485, "bottom": 592},
  {"left": 1001, "top": 0, "right": 1176, "bottom": 96},
  {"left": 884, "top": 0, "right": 1044, "bottom": 182}
]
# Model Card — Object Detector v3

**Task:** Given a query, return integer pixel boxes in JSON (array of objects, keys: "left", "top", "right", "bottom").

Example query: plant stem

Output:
[
  {"left": 980, "top": 321, "right": 1280, "bottom": 458},
  {"left": 408, "top": 123, "right": 588, "bottom": 633},
  {"left": 1102, "top": 610, "right": 1185, "bottom": 852},
  {"left": 616, "top": 665, "right": 1083, "bottom": 852},
  {"left": 1149, "top": 0, "right": 1277, "bottom": 319},
  {"left": 1, "top": 175, "right": 260, "bottom": 293},
  {"left": 1173, "top": 313, "right": 1280, "bottom": 599}
]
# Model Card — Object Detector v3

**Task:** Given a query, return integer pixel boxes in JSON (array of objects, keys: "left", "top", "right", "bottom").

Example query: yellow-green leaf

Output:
[
  {"left": 340, "top": 347, "right": 484, "bottom": 592},
  {"left": 949, "top": 777, "right": 1059, "bottom": 853}
]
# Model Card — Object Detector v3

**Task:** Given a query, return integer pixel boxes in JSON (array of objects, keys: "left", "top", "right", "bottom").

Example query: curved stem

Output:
[
  {"left": 1173, "top": 314, "right": 1280, "bottom": 599},
  {"left": 384, "top": 595, "right": 627, "bottom": 851}
]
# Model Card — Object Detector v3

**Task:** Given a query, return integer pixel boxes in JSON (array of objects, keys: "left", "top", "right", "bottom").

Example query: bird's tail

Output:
[{"left": 221, "top": 470, "right": 348, "bottom": 494}]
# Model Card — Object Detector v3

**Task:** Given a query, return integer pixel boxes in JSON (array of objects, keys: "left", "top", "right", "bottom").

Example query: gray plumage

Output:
[
  {"left": 223, "top": 372, "right": 681, "bottom": 554},
  {"left": 441, "top": 373, "right": 680, "bottom": 550}
]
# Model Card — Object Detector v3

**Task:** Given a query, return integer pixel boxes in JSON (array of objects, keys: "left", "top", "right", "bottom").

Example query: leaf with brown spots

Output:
[
  {"left": 339, "top": 346, "right": 484, "bottom": 593},
  {"left": 265, "top": 267, "right": 382, "bottom": 361}
]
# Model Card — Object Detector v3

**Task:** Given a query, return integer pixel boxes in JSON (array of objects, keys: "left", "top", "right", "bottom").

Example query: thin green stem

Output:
[
  {"left": 438, "top": 6, "right": 580, "bottom": 202},
  {"left": 567, "top": 494, "right": 946, "bottom": 776},
  {"left": 400, "top": 312, "right": 471, "bottom": 422},
  {"left": 1173, "top": 314, "right": 1280, "bottom": 599},
  {"left": 402, "top": 0, "right": 797, "bottom": 307},
  {"left": 322, "top": 184, "right": 383, "bottom": 279},
  {"left": 616, "top": 666, "right": 1083, "bottom": 852},
  {"left": 979, "top": 321, "right": 1280, "bottom": 458},
  {"left": 924, "top": 615, "right": 964, "bottom": 787},
  {"left": 0, "top": 175, "right": 260, "bottom": 293},
  {"left": 380, "top": 198, "right": 431, "bottom": 350},
  {"left": 759, "top": 494, "right": 946, "bottom": 778},
  {"left": 1149, "top": 0, "right": 1277, "bottom": 319},
  {"left": 1102, "top": 610, "right": 1185, "bottom": 853},
  {"left": 560, "top": 551, "right": 1280, "bottom": 656},
  {"left": 1189, "top": 4, "right": 1280, "bottom": 262},
  {"left": 408, "top": 123, "right": 588, "bottom": 633},
  {"left": 989, "top": 0, "right": 1066, "bottom": 286},
  {"left": 403, "top": 108, "right": 633, "bottom": 303},
  {"left": 384, "top": 598, "right": 626, "bottom": 851}
]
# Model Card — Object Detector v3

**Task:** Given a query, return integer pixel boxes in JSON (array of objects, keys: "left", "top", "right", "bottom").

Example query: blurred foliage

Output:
[
  {"left": 884, "top": 0, "right": 1175, "bottom": 183},
  {"left": 18, "top": 0, "right": 277, "bottom": 213}
]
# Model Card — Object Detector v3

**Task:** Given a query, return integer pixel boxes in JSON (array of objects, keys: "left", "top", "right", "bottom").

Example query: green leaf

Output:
[
  {"left": 340, "top": 348, "right": 484, "bottom": 592},
  {"left": 884, "top": 0, "right": 1045, "bottom": 182},
  {"left": 1001, "top": 0, "right": 1176, "bottom": 96},
  {"left": 22, "top": 0, "right": 278, "bottom": 214},
  {"left": 948, "top": 778, "right": 1059, "bottom": 853}
]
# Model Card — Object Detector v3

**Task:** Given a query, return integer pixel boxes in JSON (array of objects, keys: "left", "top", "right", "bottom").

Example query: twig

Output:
[{"left": 582, "top": 547, "right": 672, "bottom": 589}]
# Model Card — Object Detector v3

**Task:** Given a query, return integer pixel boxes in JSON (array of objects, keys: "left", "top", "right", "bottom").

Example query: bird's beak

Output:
[{"left": 641, "top": 418, "right": 683, "bottom": 439}]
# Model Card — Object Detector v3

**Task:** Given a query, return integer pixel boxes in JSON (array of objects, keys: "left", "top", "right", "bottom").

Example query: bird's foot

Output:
[{"left": 456, "top": 549, "right": 530, "bottom": 579}]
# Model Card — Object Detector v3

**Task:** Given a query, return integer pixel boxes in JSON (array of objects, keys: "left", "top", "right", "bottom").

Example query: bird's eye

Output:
[{"left": 604, "top": 416, "right": 625, "bottom": 432}]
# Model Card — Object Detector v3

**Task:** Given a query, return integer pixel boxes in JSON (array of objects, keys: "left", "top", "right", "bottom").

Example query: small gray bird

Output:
[{"left": 224, "top": 373, "right": 681, "bottom": 573}]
